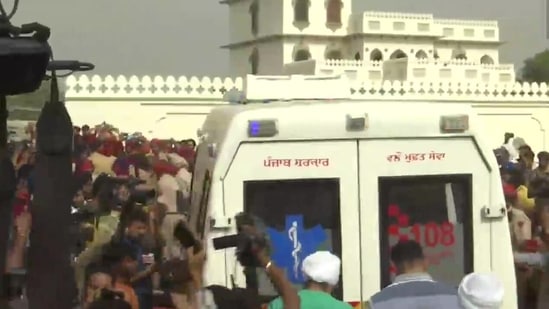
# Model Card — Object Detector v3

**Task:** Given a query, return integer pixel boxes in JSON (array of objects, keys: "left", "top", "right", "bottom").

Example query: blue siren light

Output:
[{"left": 248, "top": 120, "right": 278, "bottom": 137}]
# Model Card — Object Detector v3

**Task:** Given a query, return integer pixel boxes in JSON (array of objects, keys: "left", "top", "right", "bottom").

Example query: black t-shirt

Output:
[{"left": 207, "top": 285, "right": 262, "bottom": 309}]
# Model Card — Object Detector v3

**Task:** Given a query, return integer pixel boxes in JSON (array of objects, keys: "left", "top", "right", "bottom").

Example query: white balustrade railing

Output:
[{"left": 65, "top": 75, "right": 549, "bottom": 102}]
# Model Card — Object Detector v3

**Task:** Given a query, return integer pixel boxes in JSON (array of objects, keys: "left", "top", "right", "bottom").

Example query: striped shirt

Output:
[{"left": 368, "top": 273, "right": 460, "bottom": 309}]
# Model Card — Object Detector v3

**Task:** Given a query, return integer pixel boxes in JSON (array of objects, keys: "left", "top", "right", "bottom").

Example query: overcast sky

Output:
[{"left": 6, "top": 0, "right": 549, "bottom": 77}]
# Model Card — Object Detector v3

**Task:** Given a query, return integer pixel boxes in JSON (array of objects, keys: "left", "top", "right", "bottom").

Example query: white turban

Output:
[
  {"left": 458, "top": 273, "right": 504, "bottom": 309},
  {"left": 302, "top": 251, "right": 341, "bottom": 286}
]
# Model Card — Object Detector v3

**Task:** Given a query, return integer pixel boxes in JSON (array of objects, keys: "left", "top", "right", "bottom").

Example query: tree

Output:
[
  {"left": 6, "top": 80, "right": 55, "bottom": 120},
  {"left": 521, "top": 49, "right": 549, "bottom": 83}
]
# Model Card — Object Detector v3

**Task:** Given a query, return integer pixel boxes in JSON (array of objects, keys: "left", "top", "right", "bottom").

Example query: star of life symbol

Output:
[
  {"left": 288, "top": 221, "right": 302, "bottom": 279},
  {"left": 267, "top": 215, "right": 326, "bottom": 284}
]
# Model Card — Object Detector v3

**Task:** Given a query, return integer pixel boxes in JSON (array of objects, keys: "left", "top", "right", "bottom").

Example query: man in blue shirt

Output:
[
  {"left": 121, "top": 209, "right": 155, "bottom": 309},
  {"left": 368, "top": 240, "right": 460, "bottom": 309}
]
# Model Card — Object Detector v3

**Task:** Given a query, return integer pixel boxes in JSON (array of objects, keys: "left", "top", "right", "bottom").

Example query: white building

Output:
[{"left": 221, "top": 0, "right": 515, "bottom": 83}]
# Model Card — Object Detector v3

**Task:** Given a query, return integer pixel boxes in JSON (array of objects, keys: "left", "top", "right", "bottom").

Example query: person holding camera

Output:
[
  {"left": 167, "top": 222, "right": 300, "bottom": 309},
  {"left": 101, "top": 241, "right": 141, "bottom": 309},
  {"left": 120, "top": 208, "right": 160, "bottom": 309},
  {"left": 82, "top": 236, "right": 151, "bottom": 309}
]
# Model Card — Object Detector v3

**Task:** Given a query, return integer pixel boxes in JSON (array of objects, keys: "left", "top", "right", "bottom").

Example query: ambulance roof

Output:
[{"left": 200, "top": 101, "right": 477, "bottom": 146}]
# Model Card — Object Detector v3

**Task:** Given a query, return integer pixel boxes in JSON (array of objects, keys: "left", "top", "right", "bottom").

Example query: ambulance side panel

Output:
[
  {"left": 358, "top": 137, "right": 516, "bottom": 308},
  {"left": 190, "top": 141, "right": 229, "bottom": 287},
  {"left": 222, "top": 141, "right": 362, "bottom": 303}
]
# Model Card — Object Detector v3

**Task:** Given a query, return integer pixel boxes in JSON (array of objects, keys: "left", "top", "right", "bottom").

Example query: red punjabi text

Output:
[
  {"left": 387, "top": 151, "right": 446, "bottom": 163},
  {"left": 263, "top": 157, "right": 330, "bottom": 167}
]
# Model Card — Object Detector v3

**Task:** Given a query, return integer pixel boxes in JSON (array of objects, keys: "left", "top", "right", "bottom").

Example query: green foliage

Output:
[
  {"left": 521, "top": 49, "right": 549, "bottom": 83},
  {"left": 7, "top": 109, "right": 39, "bottom": 121},
  {"left": 6, "top": 80, "right": 57, "bottom": 121}
]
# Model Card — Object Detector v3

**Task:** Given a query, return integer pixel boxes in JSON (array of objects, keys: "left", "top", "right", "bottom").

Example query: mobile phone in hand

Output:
[{"left": 142, "top": 253, "right": 155, "bottom": 265}]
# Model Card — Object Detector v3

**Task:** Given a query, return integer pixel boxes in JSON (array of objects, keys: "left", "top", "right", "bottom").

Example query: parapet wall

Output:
[
  {"left": 65, "top": 75, "right": 547, "bottom": 102},
  {"left": 63, "top": 75, "right": 549, "bottom": 151}
]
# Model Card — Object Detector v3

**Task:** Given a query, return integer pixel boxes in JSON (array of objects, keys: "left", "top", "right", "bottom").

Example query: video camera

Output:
[{"left": 211, "top": 212, "right": 268, "bottom": 268}]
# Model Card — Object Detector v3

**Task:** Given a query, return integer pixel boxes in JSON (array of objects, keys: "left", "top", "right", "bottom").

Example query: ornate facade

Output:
[{"left": 222, "top": 0, "right": 515, "bottom": 83}]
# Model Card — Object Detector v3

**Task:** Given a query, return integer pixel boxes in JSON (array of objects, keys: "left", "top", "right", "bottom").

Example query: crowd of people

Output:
[
  {"left": 5, "top": 122, "right": 199, "bottom": 309},
  {"left": 497, "top": 133, "right": 549, "bottom": 309},
  {"left": 4, "top": 122, "right": 330, "bottom": 309},
  {"left": 4, "top": 124, "right": 537, "bottom": 309}
]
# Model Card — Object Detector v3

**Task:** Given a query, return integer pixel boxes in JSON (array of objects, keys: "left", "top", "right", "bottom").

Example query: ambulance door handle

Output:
[
  {"left": 210, "top": 216, "right": 232, "bottom": 230},
  {"left": 481, "top": 205, "right": 506, "bottom": 219}
]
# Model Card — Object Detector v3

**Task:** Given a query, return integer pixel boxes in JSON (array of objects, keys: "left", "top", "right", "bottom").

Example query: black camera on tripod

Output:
[{"left": 211, "top": 212, "right": 268, "bottom": 268}]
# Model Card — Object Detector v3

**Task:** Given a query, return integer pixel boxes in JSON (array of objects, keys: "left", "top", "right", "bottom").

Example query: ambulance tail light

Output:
[
  {"left": 248, "top": 120, "right": 278, "bottom": 137},
  {"left": 440, "top": 115, "right": 469, "bottom": 133}
]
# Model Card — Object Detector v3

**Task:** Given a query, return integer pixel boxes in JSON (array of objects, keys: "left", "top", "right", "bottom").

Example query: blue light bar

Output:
[
  {"left": 248, "top": 120, "right": 278, "bottom": 137},
  {"left": 250, "top": 121, "right": 260, "bottom": 135}
]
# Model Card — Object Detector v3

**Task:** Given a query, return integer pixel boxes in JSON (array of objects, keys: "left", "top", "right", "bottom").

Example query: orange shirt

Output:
[{"left": 114, "top": 282, "right": 139, "bottom": 309}]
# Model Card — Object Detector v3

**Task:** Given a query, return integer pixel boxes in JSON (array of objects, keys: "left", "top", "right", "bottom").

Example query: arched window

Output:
[
  {"left": 354, "top": 52, "right": 361, "bottom": 60},
  {"left": 480, "top": 55, "right": 494, "bottom": 64},
  {"left": 326, "top": 49, "right": 343, "bottom": 60},
  {"left": 390, "top": 49, "right": 407, "bottom": 59},
  {"left": 249, "top": 48, "right": 259, "bottom": 74},
  {"left": 326, "top": 0, "right": 342, "bottom": 24},
  {"left": 250, "top": 1, "right": 259, "bottom": 35},
  {"left": 370, "top": 49, "right": 383, "bottom": 61},
  {"left": 294, "top": 49, "right": 311, "bottom": 61},
  {"left": 415, "top": 50, "right": 428, "bottom": 59},
  {"left": 294, "top": 0, "right": 309, "bottom": 23}
]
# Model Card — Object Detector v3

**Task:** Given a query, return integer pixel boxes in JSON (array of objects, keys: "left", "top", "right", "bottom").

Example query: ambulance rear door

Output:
[
  {"left": 223, "top": 140, "right": 362, "bottom": 304},
  {"left": 358, "top": 137, "right": 497, "bottom": 300}
]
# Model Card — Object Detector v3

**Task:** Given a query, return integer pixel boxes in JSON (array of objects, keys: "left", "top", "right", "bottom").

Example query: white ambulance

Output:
[{"left": 188, "top": 75, "right": 516, "bottom": 308}]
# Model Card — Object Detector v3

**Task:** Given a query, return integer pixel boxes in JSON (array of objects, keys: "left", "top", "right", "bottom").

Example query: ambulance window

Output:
[
  {"left": 195, "top": 171, "right": 211, "bottom": 240},
  {"left": 378, "top": 175, "right": 473, "bottom": 288},
  {"left": 243, "top": 178, "right": 343, "bottom": 299}
]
